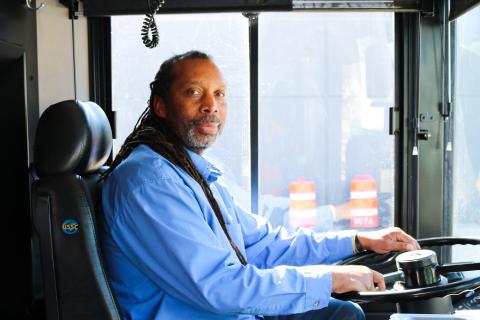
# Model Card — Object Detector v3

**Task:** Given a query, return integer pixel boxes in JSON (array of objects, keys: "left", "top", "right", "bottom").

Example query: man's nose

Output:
[{"left": 200, "top": 93, "right": 218, "bottom": 114}]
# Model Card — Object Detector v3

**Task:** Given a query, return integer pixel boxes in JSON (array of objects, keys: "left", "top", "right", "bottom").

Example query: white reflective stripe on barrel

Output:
[
  {"left": 350, "top": 208, "right": 378, "bottom": 216},
  {"left": 350, "top": 191, "right": 377, "bottom": 199},
  {"left": 289, "top": 192, "right": 316, "bottom": 201}
]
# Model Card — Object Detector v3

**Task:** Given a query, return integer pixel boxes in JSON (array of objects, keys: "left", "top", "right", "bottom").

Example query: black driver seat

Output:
[{"left": 31, "top": 100, "right": 122, "bottom": 319}]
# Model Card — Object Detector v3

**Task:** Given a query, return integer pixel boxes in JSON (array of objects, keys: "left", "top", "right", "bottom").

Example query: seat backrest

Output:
[{"left": 31, "top": 100, "right": 122, "bottom": 320}]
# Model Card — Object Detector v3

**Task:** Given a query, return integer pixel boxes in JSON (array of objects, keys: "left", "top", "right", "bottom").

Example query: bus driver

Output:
[{"left": 100, "top": 51, "right": 420, "bottom": 320}]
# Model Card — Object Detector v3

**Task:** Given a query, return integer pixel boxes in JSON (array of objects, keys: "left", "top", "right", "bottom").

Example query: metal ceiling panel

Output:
[
  {"left": 449, "top": 0, "right": 480, "bottom": 21},
  {"left": 83, "top": 0, "right": 292, "bottom": 16},
  {"left": 292, "top": 0, "right": 419, "bottom": 11},
  {"left": 83, "top": 0, "right": 421, "bottom": 16}
]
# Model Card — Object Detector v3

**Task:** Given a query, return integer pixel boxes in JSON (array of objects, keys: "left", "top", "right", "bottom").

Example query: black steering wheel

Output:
[{"left": 333, "top": 237, "right": 480, "bottom": 303}]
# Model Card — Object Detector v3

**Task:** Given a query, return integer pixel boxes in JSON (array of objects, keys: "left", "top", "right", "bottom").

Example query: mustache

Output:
[{"left": 190, "top": 115, "right": 221, "bottom": 125}]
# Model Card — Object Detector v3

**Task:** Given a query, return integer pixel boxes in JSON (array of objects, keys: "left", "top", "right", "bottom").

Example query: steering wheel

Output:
[{"left": 333, "top": 237, "right": 480, "bottom": 303}]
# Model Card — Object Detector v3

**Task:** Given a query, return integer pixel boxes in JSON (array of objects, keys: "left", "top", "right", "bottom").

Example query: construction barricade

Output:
[
  {"left": 289, "top": 177, "right": 317, "bottom": 228},
  {"left": 349, "top": 174, "right": 379, "bottom": 228}
]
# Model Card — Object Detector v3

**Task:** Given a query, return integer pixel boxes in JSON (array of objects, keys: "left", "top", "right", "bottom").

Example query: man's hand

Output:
[
  {"left": 357, "top": 227, "right": 420, "bottom": 254},
  {"left": 330, "top": 265, "right": 385, "bottom": 293}
]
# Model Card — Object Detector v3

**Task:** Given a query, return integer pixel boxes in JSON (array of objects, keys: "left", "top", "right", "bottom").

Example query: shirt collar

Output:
[{"left": 185, "top": 148, "right": 222, "bottom": 184}]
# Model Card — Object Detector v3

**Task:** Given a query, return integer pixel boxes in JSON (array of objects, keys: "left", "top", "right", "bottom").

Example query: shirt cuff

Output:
[
  {"left": 299, "top": 266, "right": 333, "bottom": 311},
  {"left": 330, "top": 229, "right": 357, "bottom": 256}
]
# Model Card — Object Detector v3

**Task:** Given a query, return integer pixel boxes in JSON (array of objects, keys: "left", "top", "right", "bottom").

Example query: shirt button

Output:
[{"left": 313, "top": 300, "right": 320, "bottom": 307}]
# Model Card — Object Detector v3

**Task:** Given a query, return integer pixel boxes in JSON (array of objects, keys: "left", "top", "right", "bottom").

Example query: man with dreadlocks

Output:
[{"left": 100, "top": 50, "right": 419, "bottom": 320}]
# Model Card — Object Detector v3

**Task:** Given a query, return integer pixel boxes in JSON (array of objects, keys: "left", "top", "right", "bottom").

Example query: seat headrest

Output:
[{"left": 34, "top": 100, "right": 112, "bottom": 177}]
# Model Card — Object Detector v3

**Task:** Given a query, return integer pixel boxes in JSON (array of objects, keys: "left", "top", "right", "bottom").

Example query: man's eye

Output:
[
  {"left": 188, "top": 89, "right": 201, "bottom": 95},
  {"left": 216, "top": 91, "right": 226, "bottom": 97}
]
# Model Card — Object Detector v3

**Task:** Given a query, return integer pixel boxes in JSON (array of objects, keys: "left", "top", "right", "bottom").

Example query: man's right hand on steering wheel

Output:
[{"left": 329, "top": 265, "right": 386, "bottom": 293}]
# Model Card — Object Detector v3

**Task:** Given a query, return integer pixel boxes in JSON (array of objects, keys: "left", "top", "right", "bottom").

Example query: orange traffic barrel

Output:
[
  {"left": 289, "top": 177, "right": 317, "bottom": 228},
  {"left": 349, "top": 174, "right": 379, "bottom": 228}
]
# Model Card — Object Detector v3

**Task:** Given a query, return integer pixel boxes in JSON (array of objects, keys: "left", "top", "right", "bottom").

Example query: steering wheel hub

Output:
[{"left": 396, "top": 249, "right": 441, "bottom": 288}]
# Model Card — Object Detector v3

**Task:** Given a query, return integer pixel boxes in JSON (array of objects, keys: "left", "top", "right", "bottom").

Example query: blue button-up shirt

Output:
[{"left": 100, "top": 144, "right": 356, "bottom": 319}]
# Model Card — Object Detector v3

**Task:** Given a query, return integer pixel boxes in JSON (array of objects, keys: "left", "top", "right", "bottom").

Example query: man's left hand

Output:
[{"left": 357, "top": 227, "right": 420, "bottom": 254}]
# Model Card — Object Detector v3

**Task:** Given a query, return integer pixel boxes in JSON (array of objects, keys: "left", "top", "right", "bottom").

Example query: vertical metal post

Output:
[
  {"left": 88, "top": 17, "right": 112, "bottom": 122},
  {"left": 243, "top": 12, "right": 259, "bottom": 213},
  {"left": 88, "top": 17, "right": 115, "bottom": 162},
  {"left": 441, "top": 0, "right": 453, "bottom": 263},
  {"left": 416, "top": 1, "right": 449, "bottom": 240},
  {"left": 395, "top": 12, "right": 421, "bottom": 237},
  {"left": 408, "top": 12, "right": 421, "bottom": 237}
]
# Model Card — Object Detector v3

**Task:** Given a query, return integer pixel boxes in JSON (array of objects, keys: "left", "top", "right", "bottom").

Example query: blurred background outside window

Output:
[
  {"left": 111, "top": 12, "right": 395, "bottom": 233},
  {"left": 451, "top": 7, "right": 480, "bottom": 263}
]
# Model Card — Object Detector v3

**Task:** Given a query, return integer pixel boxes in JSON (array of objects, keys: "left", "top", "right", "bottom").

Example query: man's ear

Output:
[{"left": 152, "top": 95, "right": 167, "bottom": 118}]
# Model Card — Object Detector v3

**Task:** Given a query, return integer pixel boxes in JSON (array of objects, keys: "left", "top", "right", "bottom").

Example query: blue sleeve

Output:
[
  {"left": 234, "top": 204, "right": 356, "bottom": 269},
  {"left": 109, "top": 176, "right": 334, "bottom": 316}
]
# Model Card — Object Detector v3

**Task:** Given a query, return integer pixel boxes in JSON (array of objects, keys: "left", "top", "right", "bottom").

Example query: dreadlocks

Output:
[{"left": 104, "top": 51, "right": 247, "bottom": 266}]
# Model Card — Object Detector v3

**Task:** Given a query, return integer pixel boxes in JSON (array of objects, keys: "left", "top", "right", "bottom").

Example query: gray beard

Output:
[
  {"left": 185, "top": 127, "right": 217, "bottom": 150},
  {"left": 183, "top": 115, "right": 222, "bottom": 151}
]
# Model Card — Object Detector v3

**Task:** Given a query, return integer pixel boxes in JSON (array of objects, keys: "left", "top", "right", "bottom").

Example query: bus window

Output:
[
  {"left": 452, "top": 5, "right": 480, "bottom": 263},
  {"left": 258, "top": 12, "right": 395, "bottom": 233},
  {"left": 111, "top": 13, "right": 252, "bottom": 208},
  {"left": 111, "top": 12, "right": 395, "bottom": 233}
]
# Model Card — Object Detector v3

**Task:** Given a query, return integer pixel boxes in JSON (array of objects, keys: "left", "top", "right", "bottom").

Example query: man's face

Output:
[{"left": 153, "top": 58, "right": 227, "bottom": 154}]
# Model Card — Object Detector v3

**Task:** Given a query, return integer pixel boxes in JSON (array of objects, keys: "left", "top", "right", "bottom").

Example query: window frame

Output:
[
  {"left": 88, "top": 2, "right": 454, "bottom": 241},
  {"left": 83, "top": 0, "right": 420, "bottom": 16}
]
